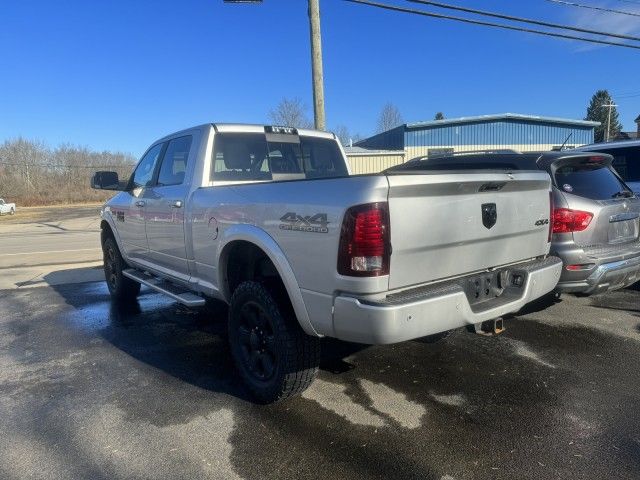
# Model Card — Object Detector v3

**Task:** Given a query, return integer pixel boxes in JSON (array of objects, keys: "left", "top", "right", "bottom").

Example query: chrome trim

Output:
[{"left": 609, "top": 212, "right": 639, "bottom": 223}]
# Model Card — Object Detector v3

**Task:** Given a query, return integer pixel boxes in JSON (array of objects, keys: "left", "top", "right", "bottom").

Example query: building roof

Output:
[
  {"left": 343, "top": 146, "right": 405, "bottom": 155},
  {"left": 615, "top": 131, "right": 639, "bottom": 141},
  {"left": 405, "top": 113, "right": 600, "bottom": 130}
]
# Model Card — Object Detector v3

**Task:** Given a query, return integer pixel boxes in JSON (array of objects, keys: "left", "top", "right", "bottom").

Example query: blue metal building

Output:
[{"left": 356, "top": 113, "right": 599, "bottom": 161}]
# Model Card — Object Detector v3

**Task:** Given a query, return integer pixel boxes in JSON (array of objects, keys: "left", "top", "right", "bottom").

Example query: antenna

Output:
[{"left": 559, "top": 132, "right": 573, "bottom": 150}]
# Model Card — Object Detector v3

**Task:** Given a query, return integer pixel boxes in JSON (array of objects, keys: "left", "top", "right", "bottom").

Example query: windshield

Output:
[
  {"left": 554, "top": 163, "right": 631, "bottom": 200},
  {"left": 212, "top": 133, "right": 348, "bottom": 182}
]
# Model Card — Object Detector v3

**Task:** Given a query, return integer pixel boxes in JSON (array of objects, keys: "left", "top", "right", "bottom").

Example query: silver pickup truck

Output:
[{"left": 92, "top": 124, "right": 562, "bottom": 402}]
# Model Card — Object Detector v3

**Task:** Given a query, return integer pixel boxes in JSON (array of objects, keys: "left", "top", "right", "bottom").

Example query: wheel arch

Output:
[
  {"left": 217, "top": 225, "right": 319, "bottom": 337},
  {"left": 100, "top": 217, "right": 128, "bottom": 262}
]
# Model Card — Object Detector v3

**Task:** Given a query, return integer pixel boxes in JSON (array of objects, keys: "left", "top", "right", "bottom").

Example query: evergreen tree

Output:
[
  {"left": 585, "top": 90, "right": 622, "bottom": 143},
  {"left": 434, "top": 112, "right": 445, "bottom": 120}
]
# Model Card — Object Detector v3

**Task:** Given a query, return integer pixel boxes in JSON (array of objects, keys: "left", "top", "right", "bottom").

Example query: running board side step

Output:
[{"left": 122, "top": 269, "right": 206, "bottom": 307}]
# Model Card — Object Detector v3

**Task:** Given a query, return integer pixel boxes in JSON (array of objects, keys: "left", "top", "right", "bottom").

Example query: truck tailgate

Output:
[{"left": 386, "top": 171, "right": 552, "bottom": 290}]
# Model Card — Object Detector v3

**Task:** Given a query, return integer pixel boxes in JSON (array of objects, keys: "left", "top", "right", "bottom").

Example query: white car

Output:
[{"left": 0, "top": 199, "right": 16, "bottom": 215}]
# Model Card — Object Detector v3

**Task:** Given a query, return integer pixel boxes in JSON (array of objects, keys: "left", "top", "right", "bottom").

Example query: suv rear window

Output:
[
  {"left": 555, "top": 164, "right": 631, "bottom": 200},
  {"left": 212, "top": 133, "right": 348, "bottom": 182}
]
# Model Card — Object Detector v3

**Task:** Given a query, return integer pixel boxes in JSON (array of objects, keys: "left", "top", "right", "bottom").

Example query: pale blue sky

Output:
[{"left": 1, "top": 0, "right": 639, "bottom": 157}]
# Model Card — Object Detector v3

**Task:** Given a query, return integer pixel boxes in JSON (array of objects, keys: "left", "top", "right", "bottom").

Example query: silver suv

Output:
[
  {"left": 542, "top": 151, "right": 640, "bottom": 294},
  {"left": 402, "top": 151, "right": 640, "bottom": 295}
]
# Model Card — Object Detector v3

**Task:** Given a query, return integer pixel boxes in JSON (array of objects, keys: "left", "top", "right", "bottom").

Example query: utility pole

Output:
[
  {"left": 225, "top": 0, "right": 327, "bottom": 130},
  {"left": 308, "top": 0, "right": 326, "bottom": 130},
  {"left": 601, "top": 103, "right": 618, "bottom": 142}
]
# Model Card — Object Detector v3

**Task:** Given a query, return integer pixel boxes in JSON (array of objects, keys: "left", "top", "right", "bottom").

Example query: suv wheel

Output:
[
  {"left": 228, "top": 281, "right": 320, "bottom": 403},
  {"left": 9, "top": 208, "right": 15, "bottom": 215},
  {"left": 103, "top": 236, "right": 141, "bottom": 303}
]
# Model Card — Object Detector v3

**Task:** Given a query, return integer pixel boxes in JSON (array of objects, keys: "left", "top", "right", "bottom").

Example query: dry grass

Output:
[{"left": 0, "top": 203, "right": 103, "bottom": 224}]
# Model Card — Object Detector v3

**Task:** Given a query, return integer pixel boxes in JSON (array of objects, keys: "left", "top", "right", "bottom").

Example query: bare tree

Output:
[
  {"left": 0, "top": 138, "right": 136, "bottom": 206},
  {"left": 333, "top": 125, "right": 362, "bottom": 147},
  {"left": 376, "top": 103, "right": 403, "bottom": 133},
  {"left": 269, "top": 98, "right": 313, "bottom": 129}
]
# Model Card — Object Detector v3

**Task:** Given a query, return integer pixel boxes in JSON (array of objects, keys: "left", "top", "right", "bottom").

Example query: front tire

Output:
[
  {"left": 103, "top": 236, "right": 140, "bottom": 303},
  {"left": 228, "top": 281, "right": 320, "bottom": 403}
]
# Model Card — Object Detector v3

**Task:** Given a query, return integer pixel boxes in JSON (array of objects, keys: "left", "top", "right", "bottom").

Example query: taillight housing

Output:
[
  {"left": 548, "top": 191, "right": 553, "bottom": 242},
  {"left": 552, "top": 208, "right": 593, "bottom": 234},
  {"left": 338, "top": 202, "right": 390, "bottom": 277}
]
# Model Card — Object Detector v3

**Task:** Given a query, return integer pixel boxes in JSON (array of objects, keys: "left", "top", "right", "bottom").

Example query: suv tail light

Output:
[
  {"left": 548, "top": 191, "right": 553, "bottom": 242},
  {"left": 338, "top": 202, "right": 390, "bottom": 277},
  {"left": 552, "top": 208, "right": 593, "bottom": 234}
]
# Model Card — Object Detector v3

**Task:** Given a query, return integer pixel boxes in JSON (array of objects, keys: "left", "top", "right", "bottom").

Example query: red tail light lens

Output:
[
  {"left": 548, "top": 191, "right": 553, "bottom": 242},
  {"left": 338, "top": 203, "right": 390, "bottom": 277},
  {"left": 552, "top": 208, "right": 593, "bottom": 234}
]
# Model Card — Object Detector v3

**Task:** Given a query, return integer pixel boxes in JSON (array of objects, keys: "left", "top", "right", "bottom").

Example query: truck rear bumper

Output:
[
  {"left": 555, "top": 254, "right": 640, "bottom": 295},
  {"left": 332, "top": 256, "right": 562, "bottom": 345}
]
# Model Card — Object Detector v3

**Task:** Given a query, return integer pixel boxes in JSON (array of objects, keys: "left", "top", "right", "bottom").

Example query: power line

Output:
[
  {"left": 408, "top": 0, "right": 640, "bottom": 41},
  {"left": 344, "top": 0, "right": 640, "bottom": 50},
  {"left": 544, "top": 0, "right": 640, "bottom": 18}
]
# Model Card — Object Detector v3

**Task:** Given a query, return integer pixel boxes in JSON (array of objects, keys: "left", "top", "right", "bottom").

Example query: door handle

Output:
[
  {"left": 170, "top": 200, "right": 183, "bottom": 208},
  {"left": 135, "top": 200, "right": 146, "bottom": 207}
]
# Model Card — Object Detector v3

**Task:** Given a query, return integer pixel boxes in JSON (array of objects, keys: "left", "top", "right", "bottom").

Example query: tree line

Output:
[{"left": 0, "top": 138, "right": 136, "bottom": 206}]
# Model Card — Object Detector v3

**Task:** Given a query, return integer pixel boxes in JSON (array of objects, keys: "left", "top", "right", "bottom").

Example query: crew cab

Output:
[
  {"left": 92, "top": 124, "right": 562, "bottom": 402},
  {"left": 0, "top": 199, "right": 16, "bottom": 216}
]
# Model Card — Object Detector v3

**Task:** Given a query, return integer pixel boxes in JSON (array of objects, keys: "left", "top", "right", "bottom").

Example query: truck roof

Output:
[{"left": 155, "top": 123, "right": 336, "bottom": 143}]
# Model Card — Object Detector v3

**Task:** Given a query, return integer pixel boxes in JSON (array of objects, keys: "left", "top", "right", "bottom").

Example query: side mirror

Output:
[{"left": 91, "top": 171, "right": 125, "bottom": 190}]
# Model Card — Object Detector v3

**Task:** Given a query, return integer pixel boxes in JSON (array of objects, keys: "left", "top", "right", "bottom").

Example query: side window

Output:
[
  {"left": 157, "top": 136, "right": 192, "bottom": 186},
  {"left": 132, "top": 143, "right": 164, "bottom": 188},
  {"left": 212, "top": 133, "right": 271, "bottom": 181}
]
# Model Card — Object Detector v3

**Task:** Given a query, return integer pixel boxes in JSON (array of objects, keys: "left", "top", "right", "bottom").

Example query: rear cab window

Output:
[
  {"left": 211, "top": 128, "right": 348, "bottom": 183},
  {"left": 554, "top": 161, "right": 632, "bottom": 200}
]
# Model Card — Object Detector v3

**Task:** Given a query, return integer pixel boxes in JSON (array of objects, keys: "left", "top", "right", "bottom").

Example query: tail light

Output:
[
  {"left": 552, "top": 208, "right": 593, "bottom": 234},
  {"left": 338, "top": 202, "right": 390, "bottom": 277},
  {"left": 548, "top": 191, "right": 553, "bottom": 242}
]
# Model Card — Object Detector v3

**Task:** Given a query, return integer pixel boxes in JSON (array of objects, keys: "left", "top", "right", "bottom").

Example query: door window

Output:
[
  {"left": 131, "top": 143, "right": 164, "bottom": 188},
  {"left": 157, "top": 136, "right": 192, "bottom": 186}
]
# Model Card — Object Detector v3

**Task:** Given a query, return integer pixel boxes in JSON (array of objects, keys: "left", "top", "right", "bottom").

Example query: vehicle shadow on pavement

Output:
[{"left": 47, "top": 280, "right": 371, "bottom": 405}]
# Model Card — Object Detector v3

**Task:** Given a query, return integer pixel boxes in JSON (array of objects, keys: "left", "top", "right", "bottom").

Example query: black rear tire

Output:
[
  {"left": 228, "top": 281, "right": 320, "bottom": 403},
  {"left": 103, "top": 236, "right": 141, "bottom": 303}
]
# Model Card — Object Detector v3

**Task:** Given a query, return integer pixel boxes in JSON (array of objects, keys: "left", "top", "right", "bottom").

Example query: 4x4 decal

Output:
[{"left": 279, "top": 212, "right": 329, "bottom": 233}]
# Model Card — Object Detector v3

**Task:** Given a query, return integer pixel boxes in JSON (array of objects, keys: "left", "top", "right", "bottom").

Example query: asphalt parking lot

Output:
[{"left": 1, "top": 208, "right": 640, "bottom": 479}]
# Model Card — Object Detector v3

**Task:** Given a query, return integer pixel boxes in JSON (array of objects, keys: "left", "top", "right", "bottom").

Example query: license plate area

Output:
[
  {"left": 608, "top": 218, "right": 639, "bottom": 244},
  {"left": 462, "top": 269, "right": 516, "bottom": 307}
]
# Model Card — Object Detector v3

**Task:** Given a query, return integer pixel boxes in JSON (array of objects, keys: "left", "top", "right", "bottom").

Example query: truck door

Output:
[
  {"left": 117, "top": 142, "right": 165, "bottom": 261},
  {"left": 145, "top": 135, "right": 192, "bottom": 278}
]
